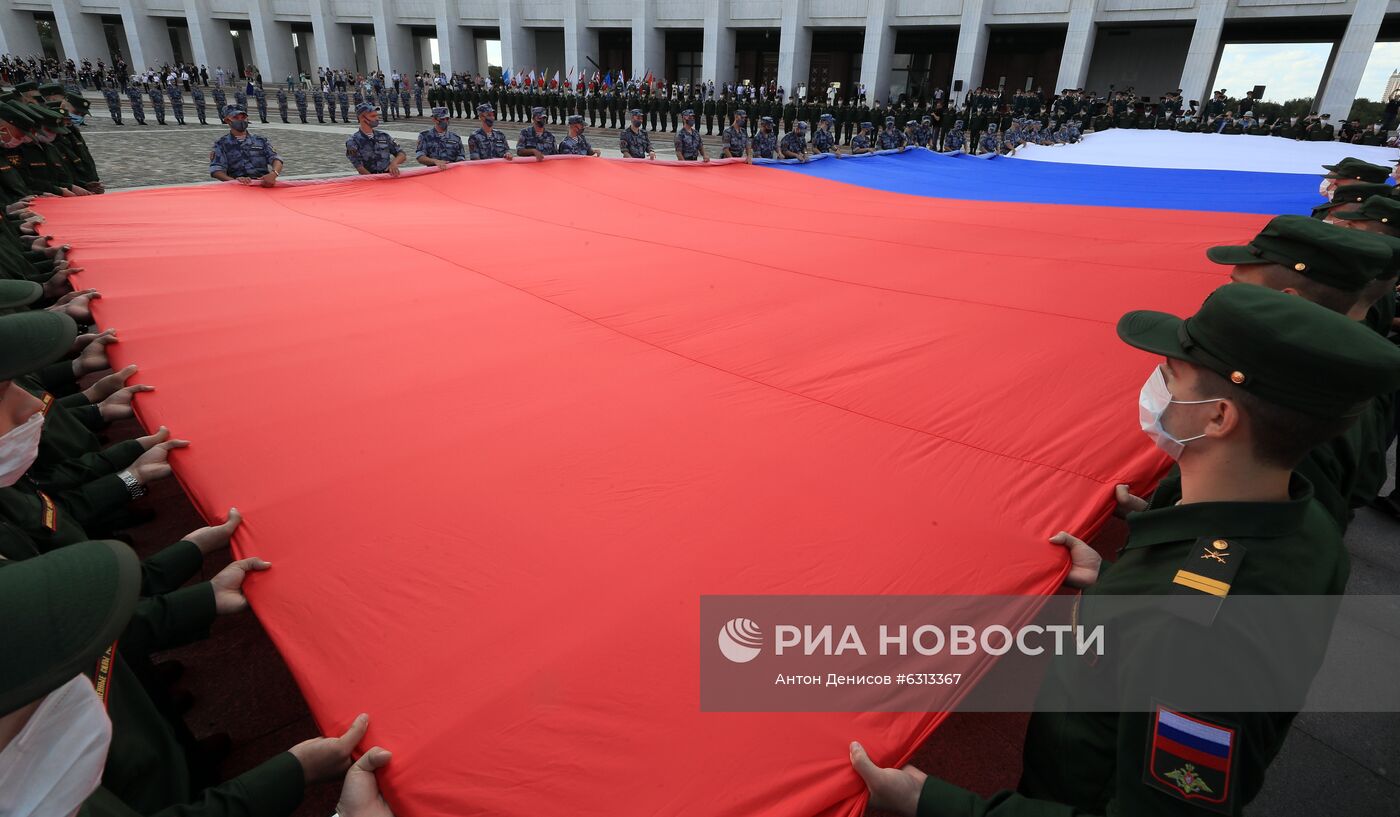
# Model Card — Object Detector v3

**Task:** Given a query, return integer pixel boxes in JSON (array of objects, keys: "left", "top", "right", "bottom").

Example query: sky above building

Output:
[{"left": 1214, "top": 40, "right": 1400, "bottom": 103}]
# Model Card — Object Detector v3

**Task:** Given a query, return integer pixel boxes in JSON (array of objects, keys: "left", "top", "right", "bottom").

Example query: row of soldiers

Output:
[
  {"left": 0, "top": 73, "right": 396, "bottom": 815},
  {"left": 99, "top": 79, "right": 432, "bottom": 128},
  {"left": 856, "top": 156, "right": 1400, "bottom": 816},
  {"left": 1, "top": 81, "right": 104, "bottom": 196}
]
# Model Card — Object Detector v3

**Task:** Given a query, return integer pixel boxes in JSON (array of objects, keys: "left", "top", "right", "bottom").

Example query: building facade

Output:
[{"left": 0, "top": 0, "right": 1394, "bottom": 120}]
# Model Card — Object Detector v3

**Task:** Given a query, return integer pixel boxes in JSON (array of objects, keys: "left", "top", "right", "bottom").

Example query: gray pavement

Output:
[{"left": 64, "top": 99, "right": 1400, "bottom": 815}]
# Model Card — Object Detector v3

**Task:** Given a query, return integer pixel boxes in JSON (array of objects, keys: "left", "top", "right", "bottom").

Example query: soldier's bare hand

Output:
[
  {"left": 337, "top": 746, "right": 395, "bottom": 817},
  {"left": 184, "top": 508, "right": 242, "bottom": 555},
  {"left": 130, "top": 436, "right": 190, "bottom": 484},
  {"left": 1050, "top": 531, "right": 1101, "bottom": 589},
  {"left": 1113, "top": 483, "right": 1148, "bottom": 518},
  {"left": 849, "top": 741, "right": 924, "bottom": 817},
  {"left": 211, "top": 556, "right": 270, "bottom": 614},
  {"left": 290, "top": 713, "right": 369, "bottom": 785}
]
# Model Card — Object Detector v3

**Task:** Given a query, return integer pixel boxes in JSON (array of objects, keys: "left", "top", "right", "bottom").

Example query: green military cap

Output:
[
  {"left": 1330, "top": 193, "right": 1400, "bottom": 227},
  {"left": 1118, "top": 283, "right": 1400, "bottom": 417},
  {"left": 12, "top": 80, "right": 38, "bottom": 94},
  {"left": 1321, "top": 157, "right": 1392, "bottom": 183},
  {"left": 0, "top": 311, "right": 77, "bottom": 381},
  {"left": 0, "top": 280, "right": 43, "bottom": 311},
  {"left": 65, "top": 92, "right": 91, "bottom": 113},
  {"left": 0, "top": 101, "right": 34, "bottom": 127},
  {"left": 0, "top": 540, "right": 140, "bottom": 716},
  {"left": 1312, "top": 181, "right": 1396, "bottom": 218},
  {"left": 1372, "top": 233, "right": 1400, "bottom": 277},
  {"left": 37, "top": 82, "right": 64, "bottom": 96},
  {"left": 1206, "top": 214, "right": 1390, "bottom": 291}
]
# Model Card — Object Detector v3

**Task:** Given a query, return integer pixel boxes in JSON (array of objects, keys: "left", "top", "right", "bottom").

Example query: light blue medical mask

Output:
[{"left": 1138, "top": 366, "right": 1221, "bottom": 460}]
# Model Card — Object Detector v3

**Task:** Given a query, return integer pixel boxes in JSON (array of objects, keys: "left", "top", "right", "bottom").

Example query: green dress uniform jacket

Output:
[
  {"left": 916, "top": 474, "right": 1346, "bottom": 817},
  {"left": 82, "top": 582, "right": 307, "bottom": 817}
]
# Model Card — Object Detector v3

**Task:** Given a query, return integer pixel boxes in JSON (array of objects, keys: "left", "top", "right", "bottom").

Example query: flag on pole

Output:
[{"left": 553, "top": 70, "right": 560, "bottom": 88}]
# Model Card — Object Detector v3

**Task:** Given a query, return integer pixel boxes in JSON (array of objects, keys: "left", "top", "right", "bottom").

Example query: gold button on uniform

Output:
[
  {"left": 1230, "top": 371, "right": 1246, "bottom": 384},
  {"left": 1294, "top": 263, "right": 1307, "bottom": 271},
  {"left": 1212, "top": 539, "right": 1229, "bottom": 550}
]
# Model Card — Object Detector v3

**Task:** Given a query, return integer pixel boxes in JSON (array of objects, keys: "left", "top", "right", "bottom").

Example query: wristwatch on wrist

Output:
[{"left": 117, "top": 470, "right": 146, "bottom": 500}]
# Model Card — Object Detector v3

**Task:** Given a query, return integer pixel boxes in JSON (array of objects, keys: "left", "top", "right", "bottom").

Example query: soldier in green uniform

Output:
[
  {"left": 0, "top": 539, "right": 399, "bottom": 817},
  {"left": 850, "top": 282, "right": 1400, "bottom": 817}
]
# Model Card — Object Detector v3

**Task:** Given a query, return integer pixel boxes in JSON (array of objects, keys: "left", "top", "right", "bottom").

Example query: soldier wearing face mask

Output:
[
  {"left": 555, "top": 114, "right": 600, "bottom": 156},
  {"left": 468, "top": 103, "right": 514, "bottom": 161},
  {"left": 209, "top": 105, "right": 282, "bottom": 186},
  {"left": 1134, "top": 216, "right": 1399, "bottom": 534},
  {"left": 674, "top": 109, "right": 707, "bottom": 162},
  {"left": 1315, "top": 157, "right": 1390, "bottom": 205},
  {"left": 346, "top": 103, "right": 407, "bottom": 176},
  {"left": 415, "top": 107, "right": 466, "bottom": 168},
  {"left": 619, "top": 108, "right": 655, "bottom": 160},
  {"left": 750, "top": 116, "right": 778, "bottom": 160},
  {"left": 0, "top": 539, "right": 401, "bottom": 817},
  {"left": 721, "top": 109, "right": 750, "bottom": 161},
  {"left": 851, "top": 283, "right": 1400, "bottom": 817},
  {"left": 516, "top": 106, "right": 556, "bottom": 162}
]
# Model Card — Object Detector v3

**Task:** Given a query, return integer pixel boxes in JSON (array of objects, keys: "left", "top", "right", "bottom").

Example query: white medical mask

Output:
[
  {"left": 1138, "top": 366, "right": 1220, "bottom": 460},
  {"left": 0, "top": 675, "right": 112, "bottom": 817},
  {"left": 0, "top": 411, "right": 44, "bottom": 487},
  {"left": 1319, "top": 179, "right": 1335, "bottom": 198}
]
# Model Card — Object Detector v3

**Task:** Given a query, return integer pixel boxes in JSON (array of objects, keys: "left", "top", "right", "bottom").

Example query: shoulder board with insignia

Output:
[{"left": 1166, "top": 537, "right": 1245, "bottom": 626}]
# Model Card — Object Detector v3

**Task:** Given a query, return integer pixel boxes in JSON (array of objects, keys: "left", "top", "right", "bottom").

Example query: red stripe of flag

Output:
[{"left": 1157, "top": 735, "right": 1229, "bottom": 771}]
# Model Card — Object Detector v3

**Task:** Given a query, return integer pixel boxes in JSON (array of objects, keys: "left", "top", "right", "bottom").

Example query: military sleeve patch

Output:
[{"left": 1144, "top": 705, "right": 1237, "bottom": 813}]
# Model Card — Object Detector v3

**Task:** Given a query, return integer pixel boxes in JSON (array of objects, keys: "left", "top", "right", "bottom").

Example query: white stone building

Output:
[{"left": 0, "top": 0, "right": 1392, "bottom": 120}]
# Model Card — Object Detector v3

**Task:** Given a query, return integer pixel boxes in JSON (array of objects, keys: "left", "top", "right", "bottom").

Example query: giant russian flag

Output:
[{"left": 36, "top": 153, "right": 1266, "bottom": 817}]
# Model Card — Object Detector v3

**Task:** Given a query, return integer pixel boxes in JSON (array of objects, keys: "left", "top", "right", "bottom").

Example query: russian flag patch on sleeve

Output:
[{"left": 1144, "top": 704, "right": 1237, "bottom": 813}]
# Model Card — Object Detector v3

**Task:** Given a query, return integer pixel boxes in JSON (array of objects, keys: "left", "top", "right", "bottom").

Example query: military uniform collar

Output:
[{"left": 1124, "top": 474, "right": 1315, "bottom": 550}]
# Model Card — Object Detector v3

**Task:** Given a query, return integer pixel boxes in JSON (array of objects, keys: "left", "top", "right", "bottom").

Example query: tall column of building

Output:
[
  {"left": 859, "top": 0, "right": 897, "bottom": 104},
  {"left": 776, "top": 0, "right": 811, "bottom": 97},
  {"left": 307, "top": 0, "right": 355, "bottom": 71},
  {"left": 949, "top": 0, "right": 991, "bottom": 103},
  {"left": 50, "top": 0, "right": 110, "bottom": 63},
  {"left": 184, "top": 0, "right": 238, "bottom": 73},
  {"left": 1054, "top": 0, "right": 1098, "bottom": 92},
  {"left": 564, "top": 0, "right": 597, "bottom": 84},
  {"left": 244, "top": 0, "right": 297, "bottom": 80},
  {"left": 372, "top": 0, "right": 416, "bottom": 76},
  {"left": 117, "top": 0, "right": 176, "bottom": 69},
  {"left": 436, "top": 0, "right": 477, "bottom": 76},
  {"left": 0, "top": 9, "right": 43, "bottom": 57},
  {"left": 1317, "top": 0, "right": 1387, "bottom": 122},
  {"left": 1176, "top": 0, "right": 1226, "bottom": 108},
  {"left": 499, "top": 1, "right": 535, "bottom": 75},
  {"left": 632, "top": 0, "right": 664, "bottom": 82},
  {"left": 701, "top": 1, "right": 736, "bottom": 87}
]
